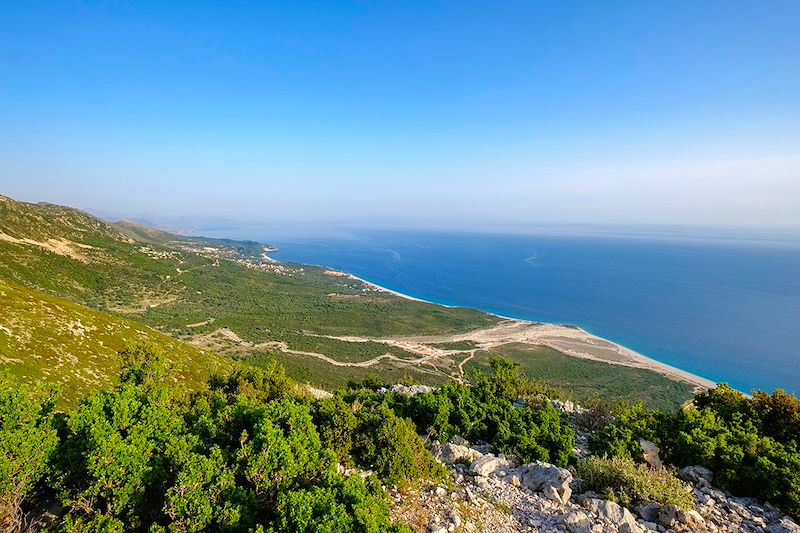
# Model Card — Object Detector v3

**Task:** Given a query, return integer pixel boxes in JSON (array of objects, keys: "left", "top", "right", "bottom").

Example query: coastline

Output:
[
  {"left": 344, "top": 272, "right": 716, "bottom": 392},
  {"left": 267, "top": 252, "right": 717, "bottom": 393}
]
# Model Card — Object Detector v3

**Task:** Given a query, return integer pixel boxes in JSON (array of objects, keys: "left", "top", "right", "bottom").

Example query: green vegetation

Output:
[
  {"left": 0, "top": 372, "right": 59, "bottom": 531},
  {"left": 0, "top": 349, "right": 594, "bottom": 531},
  {"left": 280, "top": 333, "right": 420, "bottom": 363},
  {"left": 0, "top": 279, "right": 234, "bottom": 406},
  {"left": 351, "top": 404, "right": 446, "bottom": 485},
  {"left": 344, "top": 358, "right": 576, "bottom": 467},
  {"left": 0, "top": 196, "right": 495, "bottom": 339},
  {"left": 469, "top": 344, "right": 694, "bottom": 410},
  {"left": 425, "top": 340, "right": 480, "bottom": 351},
  {"left": 245, "top": 350, "right": 453, "bottom": 391},
  {"left": 588, "top": 385, "right": 800, "bottom": 519},
  {"left": 0, "top": 194, "right": 697, "bottom": 407},
  {"left": 0, "top": 194, "right": 499, "bottom": 391},
  {"left": 4, "top": 344, "right": 448, "bottom": 532},
  {"left": 575, "top": 456, "right": 693, "bottom": 509}
]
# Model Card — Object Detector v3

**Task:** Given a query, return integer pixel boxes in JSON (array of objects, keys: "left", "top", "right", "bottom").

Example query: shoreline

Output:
[
  {"left": 267, "top": 252, "right": 717, "bottom": 393},
  {"left": 346, "top": 273, "right": 717, "bottom": 392}
]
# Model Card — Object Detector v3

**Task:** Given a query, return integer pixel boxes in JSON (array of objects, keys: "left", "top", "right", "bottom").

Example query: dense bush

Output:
[
  {"left": 587, "top": 402, "right": 662, "bottom": 460},
  {"left": 267, "top": 473, "right": 409, "bottom": 533},
  {"left": 0, "top": 344, "right": 428, "bottom": 532},
  {"left": 350, "top": 357, "right": 576, "bottom": 466},
  {"left": 0, "top": 372, "right": 59, "bottom": 530},
  {"left": 12, "top": 340, "right": 800, "bottom": 528},
  {"left": 311, "top": 396, "right": 358, "bottom": 466},
  {"left": 589, "top": 385, "right": 800, "bottom": 519},
  {"left": 575, "top": 456, "right": 693, "bottom": 509},
  {"left": 694, "top": 384, "right": 800, "bottom": 445},
  {"left": 352, "top": 404, "right": 446, "bottom": 485}
]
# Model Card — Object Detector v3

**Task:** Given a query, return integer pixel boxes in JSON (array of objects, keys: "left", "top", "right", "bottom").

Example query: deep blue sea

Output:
[{"left": 196, "top": 227, "right": 800, "bottom": 394}]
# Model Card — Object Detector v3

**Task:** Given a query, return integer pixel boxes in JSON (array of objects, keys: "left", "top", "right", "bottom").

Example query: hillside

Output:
[
  {"left": 0, "top": 278, "right": 234, "bottom": 405},
  {"left": 0, "top": 194, "right": 695, "bottom": 408},
  {"left": 114, "top": 218, "right": 268, "bottom": 260},
  {"left": 5, "top": 347, "right": 800, "bottom": 532}
]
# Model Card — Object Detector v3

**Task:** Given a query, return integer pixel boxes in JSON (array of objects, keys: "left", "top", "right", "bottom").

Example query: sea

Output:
[{"left": 192, "top": 226, "right": 800, "bottom": 395}]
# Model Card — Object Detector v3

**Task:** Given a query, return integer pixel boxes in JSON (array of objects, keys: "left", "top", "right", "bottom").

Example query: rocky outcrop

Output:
[
  {"left": 677, "top": 465, "right": 714, "bottom": 486},
  {"left": 378, "top": 384, "right": 435, "bottom": 396},
  {"left": 518, "top": 461, "right": 573, "bottom": 505},
  {"left": 407, "top": 434, "right": 800, "bottom": 533},
  {"left": 470, "top": 454, "right": 510, "bottom": 477},
  {"left": 627, "top": 478, "right": 800, "bottom": 532},
  {"left": 767, "top": 518, "right": 800, "bottom": 533},
  {"left": 550, "top": 399, "right": 585, "bottom": 414},
  {"left": 639, "top": 438, "right": 663, "bottom": 469},
  {"left": 580, "top": 498, "right": 642, "bottom": 532},
  {"left": 431, "top": 442, "right": 483, "bottom": 465}
]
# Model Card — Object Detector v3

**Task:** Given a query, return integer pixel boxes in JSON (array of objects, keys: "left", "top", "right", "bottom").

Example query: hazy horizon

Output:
[{"left": 2, "top": 1, "right": 799, "bottom": 229}]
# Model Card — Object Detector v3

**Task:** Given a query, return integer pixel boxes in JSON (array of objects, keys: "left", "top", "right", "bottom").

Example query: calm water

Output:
[{"left": 197, "top": 227, "right": 800, "bottom": 394}]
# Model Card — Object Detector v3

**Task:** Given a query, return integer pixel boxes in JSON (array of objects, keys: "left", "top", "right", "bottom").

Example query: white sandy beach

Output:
[{"left": 332, "top": 270, "right": 716, "bottom": 392}]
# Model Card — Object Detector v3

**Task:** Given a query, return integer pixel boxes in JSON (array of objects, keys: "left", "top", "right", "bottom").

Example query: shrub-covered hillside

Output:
[
  {"left": 589, "top": 385, "right": 800, "bottom": 520},
  {"left": 0, "top": 349, "right": 424, "bottom": 531},
  {"left": 3, "top": 341, "right": 800, "bottom": 531},
  {"left": 0, "top": 193, "right": 503, "bottom": 389},
  {"left": 0, "top": 348, "right": 577, "bottom": 532}
]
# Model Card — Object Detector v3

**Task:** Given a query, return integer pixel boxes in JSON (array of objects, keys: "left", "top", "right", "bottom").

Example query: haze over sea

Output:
[{"left": 193, "top": 226, "right": 800, "bottom": 395}]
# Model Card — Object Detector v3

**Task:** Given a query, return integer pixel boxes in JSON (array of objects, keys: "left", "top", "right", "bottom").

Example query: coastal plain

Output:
[{"left": 0, "top": 194, "right": 697, "bottom": 409}]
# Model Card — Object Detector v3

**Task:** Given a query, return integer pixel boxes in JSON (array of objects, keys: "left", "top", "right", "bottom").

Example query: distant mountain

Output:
[
  {"left": 0, "top": 194, "right": 128, "bottom": 243},
  {"left": 114, "top": 218, "right": 269, "bottom": 259},
  {"left": 114, "top": 218, "right": 183, "bottom": 243}
]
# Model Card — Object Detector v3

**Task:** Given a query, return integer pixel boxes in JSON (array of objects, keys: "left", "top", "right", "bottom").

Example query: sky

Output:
[{"left": 1, "top": 1, "right": 799, "bottom": 231}]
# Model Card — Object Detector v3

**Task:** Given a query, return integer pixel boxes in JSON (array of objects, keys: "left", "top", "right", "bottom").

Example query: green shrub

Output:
[
  {"left": 346, "top": 374, "right": 388, "bottom": 391},
  {"left": 695, "top": 384, "right": 800, "bottom": 445},
  {"left": 0, "top": 372, "right": 59, "bottom": 531},
  {"left": 382, "top": 357, "right": 576, "bottom": 466},
  {"left": 588, "top": 401, "right": 662, "bottom": 460},
  {"left": 312, "top": 397, "right": 358, "bottom": 465},
  {"left": 588, "top": 386, "right": 800, "bottom": 520},
  {"left": 162, "top": 445, "right": 242, "bottom": 532},
  {"left": 353, "top": 405, "right": 445, "bottom": 486},
  {"left": 118, "top": 341, "right": 167, "bottom": 387},
  {"left": 58, "top": 381, "right": 187, "bottom": 527},
  {"left": 576, "top": 456, "right": 693, "bottom": 509},
  {"left": 209, "top": 361, "right": 292, "bottom": 403},
  {"left": 59, "top": 514, "right": 125, "bottom": 533},
  {"left": 50, "top": 345, "right": 424, "bottom": 531},
  {"left": 236, "top": 398, "right": 337, "bottom": 498},
  {"left": 269, "top": 474, "right": 411, "bottom": 533}
]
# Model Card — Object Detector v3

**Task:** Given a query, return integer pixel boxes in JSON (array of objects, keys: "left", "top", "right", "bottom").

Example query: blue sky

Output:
[{"left": 1, "top": 1, "right": 799, "bottom": 230}]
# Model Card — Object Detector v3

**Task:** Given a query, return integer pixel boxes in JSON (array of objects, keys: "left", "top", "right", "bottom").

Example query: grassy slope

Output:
[{"left": 0, "top": 278, "right": 235, "bottom": 406}]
